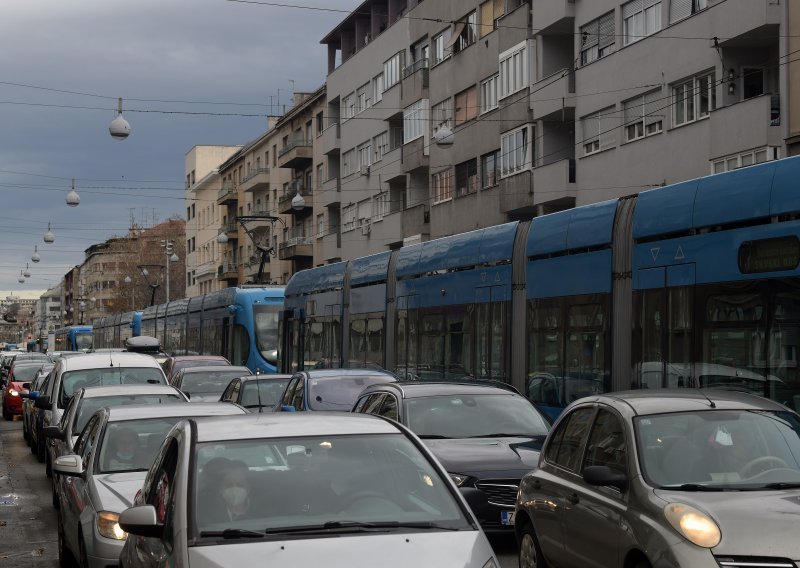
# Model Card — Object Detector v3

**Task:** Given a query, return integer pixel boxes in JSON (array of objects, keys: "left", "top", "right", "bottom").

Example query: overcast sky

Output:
[{"left": 0, "top": 0, "right": 352, "bottom": 297}]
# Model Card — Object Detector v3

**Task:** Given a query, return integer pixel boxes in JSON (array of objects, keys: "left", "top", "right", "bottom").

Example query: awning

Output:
[{"left": 444, "top": 20, "right": 465, "bottom": 49}]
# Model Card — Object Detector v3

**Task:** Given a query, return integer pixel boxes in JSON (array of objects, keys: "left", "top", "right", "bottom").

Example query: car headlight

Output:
[
  {"left": 663, "top": 503, "right": 721, "bottom": 548},
  {"left": 8, "top": 389, "right": 19, "bottom": 397},
  {"left": 482, "top": 559, "right": 499, "bottom": 568},
  {"left": 450, "top": 473, "right": 470, "bottom": 487},
  {"left": 97, "top": 511, "right": 127, "bottom": 540}
]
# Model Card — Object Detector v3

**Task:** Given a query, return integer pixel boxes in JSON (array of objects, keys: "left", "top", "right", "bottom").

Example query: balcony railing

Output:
[
  {"left": 402, "top": 58, "right": 428, "bottom": 78},
  {"left": 242, "top": 167, "right": 269, "bottom": 184},
  {"left": 217, "top": 183, "right": 237, "bottom": 201},
  {"left": 279, "top": 236, "right": 314, "bottom": 249},
  {"left": 279, "top": 137, "right": 312, "bottom": 157}
]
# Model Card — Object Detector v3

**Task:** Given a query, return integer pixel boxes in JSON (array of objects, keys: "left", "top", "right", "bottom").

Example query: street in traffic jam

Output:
[{"left": 4, "top": 0, "right": 800, "bottom": 567}]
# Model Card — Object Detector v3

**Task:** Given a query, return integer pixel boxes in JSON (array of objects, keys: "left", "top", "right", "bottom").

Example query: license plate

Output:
[{"left": 501, "top": 511, "right": 515, "bottom": 526}]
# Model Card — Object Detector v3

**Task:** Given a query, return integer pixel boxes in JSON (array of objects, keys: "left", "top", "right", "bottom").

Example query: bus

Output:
[
  {"left": 53, "top": 325, "right": 93, "bottom": 352},
  {"left": 93, "top": 287, "right": 284, "bottom": 374},
  {"left": 279, "top": 156, "right": 800, "bottom": 420}
]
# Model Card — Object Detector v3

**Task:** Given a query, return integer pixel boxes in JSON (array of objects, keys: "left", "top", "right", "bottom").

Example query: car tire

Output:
[
  {"left": 52, "top": 479, "right": 59, "bottom": 509},
  {"left": 632, "top": 560, "right": 652, "bottom": 568},
  {"left": 518, "top": 521, "right": 548, "bottom": 568},
  {"left": 23, "top": 419, "right": 29, "bottom": 441},
  {"left": 57, "top": 515, "right": 77, "bottom": 568},
  {"left": 45, "top": 451, "right": 53, "bottom": 478},
  {"left": 78, "top": 535, "right": 88, "bottom": 568},
  {"left": 2, "top": 403, "right": 11, "bottom": 421},
  {"left": 36, "top": 435, "right": 46, "bottom": 463},
  {"left": 30, "top": 433, "right": 38, "bottom": 453}
]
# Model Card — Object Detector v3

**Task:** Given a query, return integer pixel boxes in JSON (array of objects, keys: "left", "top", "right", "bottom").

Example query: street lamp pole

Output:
[{"left": 161, "top": 240, "right": 179, "bottom": 303}]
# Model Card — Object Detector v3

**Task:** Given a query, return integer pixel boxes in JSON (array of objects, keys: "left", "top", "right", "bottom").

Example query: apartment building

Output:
[
  {"left": 35, "top": 284, "right": 62, "bottom": 338},
  {"left": 315, "top": 0, "right": 799, "bottom": 264},
  {"left": 184, "top": 145, "right": 241, "bottom": 296}
]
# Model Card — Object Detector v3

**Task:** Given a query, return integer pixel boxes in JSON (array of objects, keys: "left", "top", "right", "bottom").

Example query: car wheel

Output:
[
  {"left": 45, "top": 451, "right": 53, "bottom": 478},
  {"left": 36, "top": 436, "right": 46, "bottom": 463},
  {"left": 2, "top": 403, "right": 11, "bottom": 421},
  {"left": 78, "top": 535, "right": 88, "bottom": 568},
  {"left": 23, "top": 419, "right": 29, "bottom": 441},
  {"left": 51, "top": 478, "right": 59, "bottom": 509},
  {"left": 30, "top": 433, "right": 38, "bottom": 453},
  {"left": 57, "top": 515, "right": 76, "bottom": 568},
  {"left": 518, "top": 521, "right": 548, "bottom": 568},
  {"left": 632, "top": 560, "right": 652, "bottom": 568}
]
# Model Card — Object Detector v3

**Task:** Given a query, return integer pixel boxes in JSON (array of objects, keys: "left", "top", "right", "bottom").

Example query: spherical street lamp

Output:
[
  {"left": 109, "top": 97, "right": 131, "bottom": 140},
  {"left": 66, "top": 178, "right": 80, "bottom": 207},
  {"left": 31, "top": 245, "right": 40, "bottom": 263},
  {"left": 43, "top": 222, "right": 55, "bottom": 244},
  {"left": 217, "top": 232, "right": 228, "bottom": 244}
]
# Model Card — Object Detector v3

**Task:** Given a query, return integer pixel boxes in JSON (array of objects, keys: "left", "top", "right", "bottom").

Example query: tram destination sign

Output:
[{"left": 739, "top": 236, "right": 800, "bottom": 274}]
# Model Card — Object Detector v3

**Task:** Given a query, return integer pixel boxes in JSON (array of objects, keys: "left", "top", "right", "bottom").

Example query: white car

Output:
[
  {"left": 118, "top": 413, "right": 500, "bottom": 568},
  {"left": 53, "top": 402, "right": 247, "bottom": 568}
]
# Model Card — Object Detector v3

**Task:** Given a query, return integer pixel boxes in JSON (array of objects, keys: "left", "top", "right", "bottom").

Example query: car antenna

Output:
[{"left": 697, "top": 388, "right": 716, "bottom": 408}]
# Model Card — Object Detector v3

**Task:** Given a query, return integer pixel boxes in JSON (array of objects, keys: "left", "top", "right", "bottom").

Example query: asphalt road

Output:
[{"left": 0, "top": 417, "right": 518, "bottom": 567}]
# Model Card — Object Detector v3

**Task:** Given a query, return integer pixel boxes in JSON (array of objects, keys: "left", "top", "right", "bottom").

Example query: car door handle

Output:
[{"left": 567, "top": 493, "right": 580, "bottom": 505}]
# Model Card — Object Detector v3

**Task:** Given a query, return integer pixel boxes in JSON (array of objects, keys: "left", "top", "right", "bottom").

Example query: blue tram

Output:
[
  {"left": 53, "top": 325, "right": 93, "bottom": 352},
  {"left": 280, "top": 156, "right": 800, "bottom": 419},
  {"left": 92, "top": 287, "right": 284, "bottom": 374}
]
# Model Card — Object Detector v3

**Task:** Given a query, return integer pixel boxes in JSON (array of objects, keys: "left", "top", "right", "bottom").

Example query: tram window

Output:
[
  {"left": 706, "top": 293, "right": 763, "bottom": 322},
  {"left": 528, "top": 302, "right": 562, "bottom": 381},
  {"left": 420, "top": 313, "right": 445, "bottom": 380},
  {"left": 367, "top": 317, "right": 384, "bottom": 367},
  {"left": 349, "top": 319, "right": 367, "bottom": 366},
  {"left": 231, "top": 324, "right": 250, "bottom": 367}
]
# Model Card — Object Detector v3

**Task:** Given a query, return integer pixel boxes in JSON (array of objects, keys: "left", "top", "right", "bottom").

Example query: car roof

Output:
[
  {"left": 169, "top": 355, "right": 228, "bottom": 362},
  {"left": 59, "top": 352, "right": 163, "bottom": 371},
  {"left": 179, "top": 365, "right": 251, "bottom": 374},
  {"left": 238, "top": 374, "right": 293, "bottom": 382},
  {"left": 107, "top": 402, "right": 245, "bottom": 421},
  {"left": 359, "top": 381, "right": 522, "bottom": 399},
  {"left": 584, "top": 389, "right": 792, "bottom": 416},
  {"left": 299, "top": 368, "right": 397, "bottom": 379},
  {"left": 78, "top": 384, "right": 184, "bottom": 398},
  {"left": 192, "top": 412, "right": 400, "bottom": 442}
]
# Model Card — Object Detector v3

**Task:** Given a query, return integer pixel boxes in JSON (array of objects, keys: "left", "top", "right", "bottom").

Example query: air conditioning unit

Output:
[
  {"left": 361, "top": 165, "right": 370, "bottom": 176},
  {"left": 361, "top": 223, "right": 372, "bottom": 236}
]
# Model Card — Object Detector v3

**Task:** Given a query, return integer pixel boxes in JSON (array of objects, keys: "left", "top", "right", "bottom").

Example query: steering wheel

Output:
[{"left": 739, "top": 456, "right": 789, "bottom": 478}]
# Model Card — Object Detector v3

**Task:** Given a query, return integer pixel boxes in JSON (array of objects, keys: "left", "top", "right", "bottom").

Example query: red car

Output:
[{"left": 2, "top": 378, "right": 29, "bottom": 420}]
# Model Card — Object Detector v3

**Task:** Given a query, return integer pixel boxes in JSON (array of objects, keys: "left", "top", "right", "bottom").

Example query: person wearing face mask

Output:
[
  {"left": 108, "top": 427, "right": 140, "bottom": 470},
  {"left": 219, "top": 461, "right": 252, "bottom": 520},
  {"left": 198, "top": 458, "right": 254, "bottom": 525}
]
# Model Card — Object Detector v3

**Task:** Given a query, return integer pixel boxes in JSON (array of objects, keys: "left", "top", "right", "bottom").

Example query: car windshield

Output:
[
  {"left": 253, "top": 305, "right": 280, "bottom": 363},
  {"left": 636, "top": 409, "right": 800, "bottom": 488},
  {"left": 73, "top": 393, "right": 185, "bottom": 433},
  {"left": 181, "top": 371, "right": 248, "bottom": 396},
  {"left": 308, "top": 375, "right": 396, "bottom": 411},
  {"left": 241, "top": 378, "right": 291, "bottom": 409},
  {"left": 405, "top": 394, "right": 550, "bottom": 438},
  {"left": 75, "top": 333, "right": 93, "bottom": 351},
  {"left": 173, "top": 359, "right": 228, "bottom": 376},
  {"left": 11, "top": 364, "right": 45, "bottom": 382},
  {"left": 192, "top": 433, "right": 470, "bottom": 536},
  {"left": 60, "top": 368, "right": 166, "bottom": 406},
  {"left": 97, "top": 417, "right": 184, "bottom": 473}
]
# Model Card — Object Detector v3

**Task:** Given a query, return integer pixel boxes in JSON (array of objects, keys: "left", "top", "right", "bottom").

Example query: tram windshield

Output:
[{"left": 253, "top": 305, "right": 280, "bottom": 363}]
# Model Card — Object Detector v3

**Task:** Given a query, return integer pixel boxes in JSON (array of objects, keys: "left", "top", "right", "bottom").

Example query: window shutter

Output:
[
  {"left": 598, "top": 12, "right": 615, "bottom": 49},
  {"left": 480, "top": 1, "right": 493, "bottom": 37},
  {"left": 670, "top": 0, "right": 691, "bottom": 22},
  {"left": 623, "top": 0, "right": 643, "bottom": 19},
  {"left": 599, "top": 106, "right": 618, "bottom": 149},
  {"left": 582, "top": 112, "right": 600, "bottom": 142},
  {"left": 644, "top": 89, "right": 663, "bottom": 126},
  {"left": 493, "top": 0, "right": 505, "bottom": 19},
  {"left": 623, "top": 99, "right": 641, "bottom": 125},
  {"left": 581, "top": 21, "right": 599, "bottom": 49}
]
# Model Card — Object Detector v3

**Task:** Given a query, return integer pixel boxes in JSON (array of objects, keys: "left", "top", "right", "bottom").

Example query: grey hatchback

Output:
[{"left": 515, "top": 389, "right": 800, "bottom": 568}]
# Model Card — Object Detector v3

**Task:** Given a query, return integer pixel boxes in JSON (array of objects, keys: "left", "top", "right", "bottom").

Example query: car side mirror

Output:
[
  {"left": 583, "top": 465, "right": 628, "bottom": 492},
  {"left": 42, "top": 426, "right": 66, "bottom": 441},
  {"left": 29, "top": 391, "right": 40, "bottom": 400},
  {"left": 119, "top": 505, "right": 165, "bottom": 539},
  {"left": 35, "top": 395, "right": 52, "bottom": 410},
  {"left": 280, "top": 404, "right": 296, "bottom": 412},
  {"left": 22, "top": 382, "right": 31, "bottom": 390},
  {"left": 53, "top": 455, "right": 85, "bottom": 478}
]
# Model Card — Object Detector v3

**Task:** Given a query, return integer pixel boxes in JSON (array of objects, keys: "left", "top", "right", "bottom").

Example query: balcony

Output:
[
  {"left": 240, "top": 168, "right": 270, "bottom": 193},
  {"left": 499, "top": 159, "right": 576, "bottom": 215},
  {"left": 220, "top": 220, "right": 238, "bottom": 239},
  {"left": 322, "top": 228, "right": 341, "bottom": 262},
  {"left": 532, "top": 0, "right": 575, "bottom": 35},
  {"left": 217, "top": 262, "right": 238, "bottom": 281},
  {"left": 278, "top": 137, "right": 313, "bottom": 169},
  {"left": 194, "top": 261, "right": 216, "bottom": 278},
  {"left": 278, "top": 234, "right": 314, "bottom": 260},
  {"left": 320, "top": 123, "right": 340, "bottom": 155},
  {"left": 710, "top": 94, "right": 782, "bottom": 160},
  {"left": 531, "top": 68, "right": 575, "bottom": 121},
  {"left": 402, "top": 137, "right": 428, "bottom": 172},
  {"left": 217, "top": 181, "right": 238, "bottom": 204},
  {"left": 321, "top": 176, "right": 341, "bottom": 208},
  {"left": 401, "top": 58, "right": 429, "bottom": 108},
  {"left": 278, "top": 183, "right": 314, "bottom": 214}
]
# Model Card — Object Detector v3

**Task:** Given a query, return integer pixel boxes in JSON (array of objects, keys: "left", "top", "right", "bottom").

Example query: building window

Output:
[
  {"left": 452, "top": 11, "right": 477, "bottom": 54},
  {"left": 500, "top": 124, "right": 533, "bottom": 177},
  {"left": 481, "top": 73, "right": 499, "bottom": 113},
  {"left": 374, "top": 131, "right": 389, "bottom": 162},
  {"left": 499, "top": 41, "right": 528, "bottom": 99},
  {"left": 742, "top": 68, "right": 765, "bottom": 100},
  {"left": 342, "top": 149, "right": 356, "bottom": 177},
  {"left": 373, "top": 73, "right": 384, "bottom": 103},
  {"left": 403, "top": 99, "right": 428, "bottom": 144},
  {"left": 454, "top": 86, "right": 478, "bottom": 126},
  {"left": 432, "top": 29, "right": 451, "bottom": 65},
  {"left": 673, "top": 71, "right": 715, "bottom": 126},
  {"left": 316, "top": 163, "right": 324, "bottom": 188},
  {"left": 623, "top": 89, "right": 663, "bottom": 142},
  {"left": 356, "top": 82, "right": 370, "bottom": 113},
  {"left": 384, "top": 51, "right": 405, "bottom": 89},
  {"left": 455, "top": 159, "right": 479, "bottom": 197},
  {"left": 316, "top": 214, "right": 325, "bottom": 237},
  {"left": 342, "top": 93, "right": 355, "bottom": 121},
  {"left": 580, "top": 11, "right": 615, "bottom": 65},
  {"left": 432, "top": 170, "right": 453, "bottom": 204},
  {"left": 357, "top": 142, "right": 372, "bottom": 172},
  {"left": 623, "top": 0, "right": 661, "bottom": 45},
  {"left": 670, "top": 0, "right": 707, "bottom": 23},
  {"left": 711, "top": 147, "right": 780, "bottom": 173},
  {"left": 374, "top": 192, "right": 390, "bottom": 219},
  {"left": 581, "top": 106, "right": 617, "bottom": 155},
  {"left": 481, "top": 150, "right": 499, "bottom": 188},
  {"left": 431, "top": 98, "right": 453, "bottom": 133},
  {"left": 479, "top": 0, "right": 505, "bottom": 37},
  {"left": 342, "top": 204, "right": 356, "bottom": 231}
]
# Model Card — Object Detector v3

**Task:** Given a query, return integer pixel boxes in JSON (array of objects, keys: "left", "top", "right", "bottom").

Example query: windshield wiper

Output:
[
  {"left": 199, "top": 528, "right": 266, "bottom": 539},
  {"left": 761, "top": 482, "right": 800, "bottom": 489},
  {"left": 468, "top": 433, "right": 533, "bottom": 438},
  {"left": 661, "top": 483, "right": 730, "bottom": 491},
  {"left": 417, "top": 434, "right": 451, "bottom": 439},
  {"left": 262, "top": 521, "right": 460, "bottom": 535}
]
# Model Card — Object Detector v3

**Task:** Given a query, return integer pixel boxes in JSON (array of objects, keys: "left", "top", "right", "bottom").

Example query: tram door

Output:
[
  {"left": 395, "top": 295, "right": 419, "bottom": 380},
  {"left": 635, "top": 264, "right": 695, "bottom": 389},
  {"left": 475, "top": 285, "right": 508, "bottom": 381}
]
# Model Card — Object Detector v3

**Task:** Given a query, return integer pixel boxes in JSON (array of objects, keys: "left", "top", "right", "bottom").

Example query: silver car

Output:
[
  {"left": 53, "top": 402, "right": 247, "bottom": 568},
  {"left": 515, "top": 389, "right": 800, "bottom": 568},
  {"left": 118, "top": 413, "right": 500, "bottom": 568},
  {"left": 44, "top": 384, "right": 189, "bottom": 509}
]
